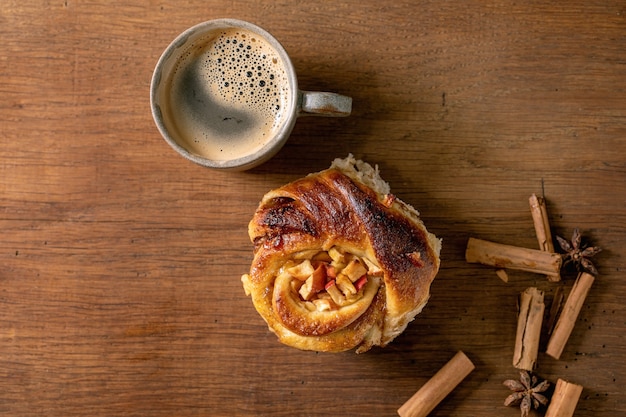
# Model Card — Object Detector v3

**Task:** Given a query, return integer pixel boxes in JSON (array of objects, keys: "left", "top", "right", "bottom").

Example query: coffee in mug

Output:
[
  {"left": 165, "top": 27, "right": 290, "bottom": 160},
  {"left": 151, "top": 19, "right": 352, "bottom": 170}
]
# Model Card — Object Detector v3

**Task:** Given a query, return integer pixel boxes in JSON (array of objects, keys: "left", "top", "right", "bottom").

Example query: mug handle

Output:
[{"left": 298, "top": 91, "right": 352, "bottom": 117}]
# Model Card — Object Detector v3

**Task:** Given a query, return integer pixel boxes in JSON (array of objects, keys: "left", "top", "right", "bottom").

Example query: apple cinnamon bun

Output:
[{"left": 241, "top": 155, "right": 441, "bottom": 352}]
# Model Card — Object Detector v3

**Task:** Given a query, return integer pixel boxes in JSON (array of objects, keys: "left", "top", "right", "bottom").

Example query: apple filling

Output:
[
  {"left": 271, "top": 246, "right": 383, "bottom": 336},
  {"left": 280, "top": 247, "right": 383, "bottom": 312}
]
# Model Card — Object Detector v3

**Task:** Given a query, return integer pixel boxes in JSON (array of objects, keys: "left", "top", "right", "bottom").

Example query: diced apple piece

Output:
[
  {"left": 331, "top": 263, "right": 346, "bottom": 273},
  {"left": 336, "top": 274, "right": 357, "bottom": 296},
  {"left": 287, "top": 259, "right": 315, "bottom": 280},
  {"left": 325, "top": 280, "right": 346, "bottom": 306},
  {"left": 304, "top": 301, "right": 317, "bottom": 311},
  {"left": 342, "top": 259, "right": 368, "bottom": 282},
  {"left": 363, "top": 257, "right": 383, "bottom": 275},
  {"left": 299, "top": 265, "right": 328, "bottom": 301},
  {"left": 324, "top": 264, "right": 337, "bottom": 279},
  {"left": 328, "top": 247, "right": 346, "bottom": 264},
  {"left": 298, "top": 278, "right": 314, "bottom": 300},
  {"left": 310, "top": 265, "right": 327, "bottom": 293},
  {"left": 312, "top": 298, "right": 333, "bottom": 312},
  {"left": 354, "top": 275, "right": 368, "bottom": 292},
  {"left": 331, "top": 261, "right": 347, "bottom": 272}
]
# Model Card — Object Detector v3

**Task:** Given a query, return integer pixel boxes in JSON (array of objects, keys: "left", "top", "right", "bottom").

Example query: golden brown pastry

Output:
[{"left": 241, "top": 155, "right": 441, "bottom": 352}]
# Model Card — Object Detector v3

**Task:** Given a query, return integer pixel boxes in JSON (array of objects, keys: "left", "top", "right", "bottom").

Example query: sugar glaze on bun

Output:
[{"left": 241, "top": 155, "right": 441, "bottom": 352}]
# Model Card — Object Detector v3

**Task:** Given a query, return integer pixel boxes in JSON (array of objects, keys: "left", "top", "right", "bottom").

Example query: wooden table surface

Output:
[{"left": 2, "top": 1, "right": 625, "bottom": 416}]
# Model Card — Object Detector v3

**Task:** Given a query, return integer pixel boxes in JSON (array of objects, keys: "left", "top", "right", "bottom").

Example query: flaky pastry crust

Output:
[{"left": 241, "top": 155, "right": 441, "bottom": 352}]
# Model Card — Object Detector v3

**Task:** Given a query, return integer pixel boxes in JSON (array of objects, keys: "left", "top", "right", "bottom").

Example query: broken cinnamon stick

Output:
[
  {"left": 513, "top": 287, "right": 545, "bottom": 371},
  {"left": 465, "top": 238, "right": 562, "bottom": 280},
  {"left": 495, "top": 269, "right": 509, "bottom": 283},
  {"left": 544, "top": 379, "right": 583, "bottom": 417},
  {"left": 546, "top": 272, "right": 595, "bottom": 359},
  {"left": 529, "top": 194, "right": 559, "bottom": 282},
  {"left": 397, "top": 351, "right": 475, "bottom": 417}
]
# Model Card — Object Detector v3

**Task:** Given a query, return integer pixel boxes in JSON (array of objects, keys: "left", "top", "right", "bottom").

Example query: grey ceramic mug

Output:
[{"left": 150, "top": 19, "right": 352, "bottom": 171}]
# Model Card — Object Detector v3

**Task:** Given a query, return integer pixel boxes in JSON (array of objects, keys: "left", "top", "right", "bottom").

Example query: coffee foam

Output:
[
  {"left": 165, "top": 28, "right": 291, "bottom": 161},
  {"left": 203, "top": 30, "right": 287, "bottom": 122}
]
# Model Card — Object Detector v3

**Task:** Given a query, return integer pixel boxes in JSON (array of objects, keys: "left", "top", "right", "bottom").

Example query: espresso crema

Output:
[{"left": 164, "top": 28, "right": 291, "bottom": 161}]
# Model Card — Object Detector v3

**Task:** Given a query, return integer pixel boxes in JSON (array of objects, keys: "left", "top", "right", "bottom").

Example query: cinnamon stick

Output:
[
  {"left": 544, "top": 378, "right": 583, "bottom": 417},
  {"left": 397, "top": 351, "right": 475, "bottom": 417},
  {"left": 529, "top": 194, "right": 559, "bottom": 282},
  {"left": 513, "top": 287, "right": 545, "bottom": 371},
  {"left": 529, "top": 194, "right": 555, "bottom": 253},
  {"left": 546, "top": 272, "right": 595, "bottom": 359},
  {"left": 465, "top": 237, "right": 562, "bottom": 280},
  {"left": 545, "top": 285, "right": 565, "bottom": 338}
]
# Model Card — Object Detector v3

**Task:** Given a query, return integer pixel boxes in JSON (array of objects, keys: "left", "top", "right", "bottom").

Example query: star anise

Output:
[
  {"left": 503, "top": 371, "right": 550, "bottom": 417},
  {"left": 556, "top": 228, "right": 602, "bottom": 276}
]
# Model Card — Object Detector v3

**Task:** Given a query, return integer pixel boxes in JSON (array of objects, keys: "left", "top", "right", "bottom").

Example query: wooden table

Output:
[{"left": 2, "top": 1, "right": 625, "bottom": 416}]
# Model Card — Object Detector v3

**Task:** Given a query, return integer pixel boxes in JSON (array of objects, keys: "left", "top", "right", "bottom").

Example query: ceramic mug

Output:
[{"left": 150, "top": 19, "right": 352, "bottom": 171}]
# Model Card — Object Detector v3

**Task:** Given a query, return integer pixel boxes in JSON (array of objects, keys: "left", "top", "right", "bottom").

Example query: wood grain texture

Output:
[{"left": 1, "top": 1, "right": 625, "bottom": 416}]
